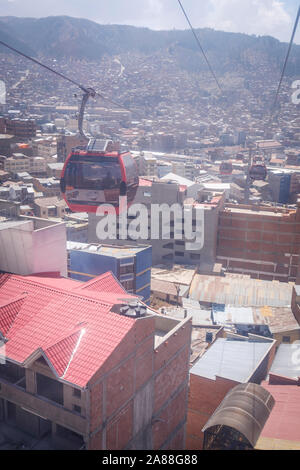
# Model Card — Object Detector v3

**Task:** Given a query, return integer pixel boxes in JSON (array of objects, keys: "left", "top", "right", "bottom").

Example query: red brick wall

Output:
[
  {"left": 217, "top": 205, "right": 300, "bottom": 281},
  {"left": 87, "top": 316, "right": 192, "bottom": 450},
  {"left": 186, "top": 375, "right": 238, "bottom": 450}
]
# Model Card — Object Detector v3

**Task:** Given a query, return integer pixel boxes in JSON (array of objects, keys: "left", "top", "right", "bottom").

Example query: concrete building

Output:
[
  {"left": 172, "top": 161, "right": 185, "bottom": 178},
  {"left": 56, "top": 135, "right": 87, "bottom": 163},
  {"left": 29, "top": 157, "right": 47, "bottom": 175},
  {"left": 32, "top": 177, "right": 61, "bottom": 198},
  {"left": 0, "top": 272, "right": 192, "bottom": 450},
  {"left": 47, "top": 162, "right": 64, "bottom": 179},
  {"left": 5, "top": 119, "right": 36, "bottom": 138},
  {"left": 268, "top": 170, "right": 294, "bottom": 203},
  {"left": 139, "top": 153, "right": 157, "bottom": 177},
  {"left": 32, "top": 138, "right": 57, "bottom": 161},
  {"left": 88, "top": 179, "right": 225, "bottom": 268},
  {"left": 33, "top": 197, "right": 66, "bottom": 219},
  {"left": 0, "top": 134, "right": 14, "bottom": 157},
  {"left": 0, "top": 216, "right": 67, "bottom": 277},
  {"left": 4, "top": 153, "right": 30, "bottom": 174},
  {"left": 157, "top": 161, "right": 172, "bottom": 179},
  {"left": 67, "top": 242, "right": 152, "bottom": 302}
]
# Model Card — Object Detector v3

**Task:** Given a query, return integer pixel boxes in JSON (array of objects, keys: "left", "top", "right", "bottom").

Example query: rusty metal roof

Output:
[
  {"left": 189, "top": 274, "right": 293, "bottom": 307},
  {"left": 202, "top": 383, "right": 275, "bottom": 447}
]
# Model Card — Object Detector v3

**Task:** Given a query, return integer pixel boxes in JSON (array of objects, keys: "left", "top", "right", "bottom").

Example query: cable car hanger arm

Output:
[{"left": 78, "top": 87, "right": 96, "bottom": 139}]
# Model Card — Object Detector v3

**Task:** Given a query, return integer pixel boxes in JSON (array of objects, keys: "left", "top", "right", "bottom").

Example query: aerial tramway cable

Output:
[
  {"left": 0, "top": 38, "right": 132, "bottom": 114},
  {"left": 270, "top": 4, "right": 300, "bottom": 118},
  {"left": 177, "top": 0, "right": 222, "bottom": 92}
]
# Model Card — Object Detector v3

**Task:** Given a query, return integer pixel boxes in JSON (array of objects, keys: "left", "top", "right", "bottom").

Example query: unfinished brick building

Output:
[
  {"left": 186, "top": 335, "right": 276, "bottom": 449},
  {"left": 0, "top": 272, "right": 192, "bottom": 450},
  {"left": 217, "top": 199, "right": 300, "bottom": 282}
]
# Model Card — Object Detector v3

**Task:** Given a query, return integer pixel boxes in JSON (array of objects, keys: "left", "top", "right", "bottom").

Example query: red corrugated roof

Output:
[
  {"left": 0, "top": 295, "right": 26, "bottom": 336},
  {"left": 261, "top": 381, "right": 300, "bottom": 443},
  {"left": 0, "top": 273, "right": 139, "bottom": 387},
  {"left": 45, "top": 330, "right": 82, "bottom": 377},
  {"left": 76, "top": 271, "right": 127, "bottom": 295}
]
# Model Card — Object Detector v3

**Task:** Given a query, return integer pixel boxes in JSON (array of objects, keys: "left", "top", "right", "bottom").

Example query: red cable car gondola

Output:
[{"left": 60, "top": 139, "right": 139, "bottom": 214}]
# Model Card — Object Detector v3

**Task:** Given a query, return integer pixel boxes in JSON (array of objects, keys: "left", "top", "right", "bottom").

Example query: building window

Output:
[
  {"left": 175, "top": 251, "right": 184, "bottom": 257},
  {"left": 122, "top": 280, "right": 134, "bottom": 290},
  {"left": 73, "top": 388, "right": 81, "bottom": 398},
  {"left": 282, "top": 336, "right": 290, "bottom": 343},
  {"left": 120, "top": 265, "right": 133, "bottom": 275},
  {"left": 73, "top": 405, "right": 81, "bottom": 414},
  {"left": 36, "top": 373, "right": 63, "bottom": 405}
]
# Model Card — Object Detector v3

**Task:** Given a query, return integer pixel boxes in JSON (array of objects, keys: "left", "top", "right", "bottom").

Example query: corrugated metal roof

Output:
[
  {"left": 189, "top": 274, "right": 293, "bottom": 307},
  {"left": 67, "top": 241, "right": 147, "bottom": 258},
  {"left": 190, "top": 337, "right": 273, "bottom": 382},
  {"left": 269, "top": 344, "right": 300, "bottom": 380}
]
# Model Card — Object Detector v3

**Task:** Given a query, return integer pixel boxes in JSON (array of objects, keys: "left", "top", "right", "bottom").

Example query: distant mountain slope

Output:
[{"left": 0, "top": 15, "right": 299, "bottom": 75}]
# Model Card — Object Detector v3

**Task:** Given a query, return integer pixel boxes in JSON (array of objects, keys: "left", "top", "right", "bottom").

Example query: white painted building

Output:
[{"left": 0, "top": 216, "right": 67, "bottom": 277}]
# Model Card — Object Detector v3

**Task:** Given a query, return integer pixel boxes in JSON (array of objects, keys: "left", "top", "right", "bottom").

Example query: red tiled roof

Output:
[
  {"left": 45, "top": 330, "right": 82, "bottom": 377},
  {"left": 0, "top": 295, "right": 26, "bottom": 336},
  {"left": 76, "top": 271, "right": 127, "bottom": 295},
  {"left": 0, "top": 273, "right": 139, "bottom": 388}
]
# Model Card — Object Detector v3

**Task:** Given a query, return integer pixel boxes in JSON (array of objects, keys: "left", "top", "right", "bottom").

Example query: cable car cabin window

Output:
[
  {"left": 66, "top": 159, "right": 121, "bottom": 190},
  {"left": 65, "top": 162, "right": 77, "bottom": 188},
  {"left": 81, "top": 160, "right": 121, "bottom": 190}
]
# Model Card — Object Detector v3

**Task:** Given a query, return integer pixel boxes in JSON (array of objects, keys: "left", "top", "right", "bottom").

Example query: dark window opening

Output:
[
  {"left": 120, "top": 265, "right": 133, "bottom": 275},
  {"left": 73, "top": 388, "right": 81, "bottom": 399},
  {"left": 36, "top": 373, "right": 63, "bottom": 405},
  {"left": 190, "top": 253, "right": 201, "bottom": 260},
  {"left": 73, "top": 405, "right": 81, "bottom": 414},
  {"left": 0, "top": 361, "right": 25, "bottom": 387},
  {"left": 36, "top": 357, "right": 49, "bottom": 366},
  {"left": 65, "top": 159, "right": 121, "bottom": 190}
]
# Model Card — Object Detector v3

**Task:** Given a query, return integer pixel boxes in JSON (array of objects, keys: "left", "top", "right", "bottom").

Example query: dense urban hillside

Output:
[{"left": 0, "top": 15, "right": 299, "bottom": 75}]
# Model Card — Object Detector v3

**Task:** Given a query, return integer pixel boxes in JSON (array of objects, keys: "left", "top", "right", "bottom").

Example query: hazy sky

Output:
[{"left": 0, "top": 0, "right": 299, "bottom": 44}]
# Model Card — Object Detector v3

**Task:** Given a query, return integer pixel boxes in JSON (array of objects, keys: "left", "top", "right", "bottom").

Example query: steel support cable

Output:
[
  {"left": 177, "top": 0, "right": 222, "bottom": 92},
  {"left": 270, "top": 5, "right": 300, "bottom": 117},
  {"left": 0, "top": 39, "right": 132, "bottom": 113}
]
